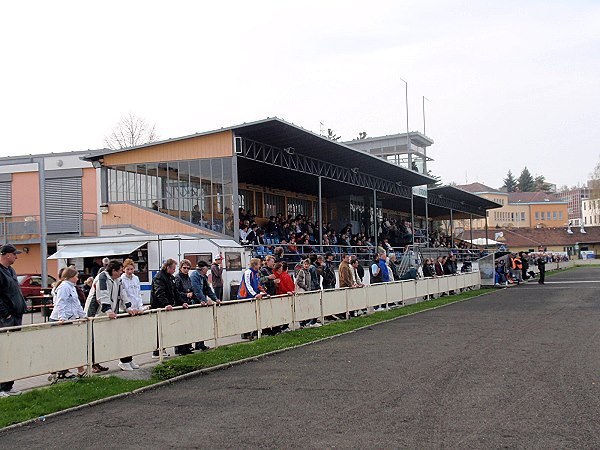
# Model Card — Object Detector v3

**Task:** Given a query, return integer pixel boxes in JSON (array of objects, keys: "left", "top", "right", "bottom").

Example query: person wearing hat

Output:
[
  {"left": 0, "top": 244, "right": 27, "bottom": 397},
  {"left": 190, "top": 260, "right": 218, "bottom": 351},
  {"left": 210, "top": 256, "right": 224, "bottom": 302}
]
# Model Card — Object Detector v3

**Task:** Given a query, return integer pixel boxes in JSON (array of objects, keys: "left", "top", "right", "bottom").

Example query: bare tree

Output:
[
  {"left": 589, "top": 157, "right": 600, "bottom": 199},
  {"left": 104, "top": 113, "right": 159, "bottom": 150}
]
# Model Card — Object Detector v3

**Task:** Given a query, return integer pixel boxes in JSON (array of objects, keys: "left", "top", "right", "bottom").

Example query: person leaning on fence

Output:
[
  {"left": 173, "top": 259, "right": 196, "bottom": 355},
  {"left": 238, "top": 258, "right": 266, "bottom": 340},
  {"left": 86, "top": 259, "right": 142, "bottom": 372},
  {"left": 190, "top": 260, "right": 217, "bottom": 351},
  {"left": 119, "top": 258, "right": 146, "bottom": 370},
  {"left": 49, "top": 267, "right": 88, "bottom": 378},
  {"left": 388, "top": 253, "right": 401, "bottom": 281},
  {"left": 295, "top": 258, "right": 320, "bottom": 328},
  {"left": 321, "top": 252, "right": 337, "bottom": 290},
  {"left": 274, "top": 262, "right": 295, "bottom": 295},
  {"left": 0, "top": 244, "right": 27, "bottom": 397},
  {"left": 150, "top": 258, "right": 180, "bottom": 358}
]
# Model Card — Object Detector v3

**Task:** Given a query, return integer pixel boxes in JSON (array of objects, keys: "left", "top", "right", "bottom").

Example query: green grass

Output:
[
  {"left": 0, "top": 377, "right": 152, "bottom": 428},
  {"left": 0, "top": 288, "right": 487, "bottom": 428}
]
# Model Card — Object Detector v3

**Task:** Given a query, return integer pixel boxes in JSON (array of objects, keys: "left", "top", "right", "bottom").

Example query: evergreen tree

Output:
[
  {"left": 534, "top": 175, "right": 552, "bottom": 192},
  {"left": 517, "top": 167, "right": 535, "bottom": 192},
  {"left": 502, "top": 170, "right": 517, "bottom": 192}
]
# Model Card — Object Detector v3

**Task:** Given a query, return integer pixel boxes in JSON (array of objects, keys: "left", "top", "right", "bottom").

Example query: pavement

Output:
[{"left": 4, "top": 267, "right": 600, "bottom": 448}]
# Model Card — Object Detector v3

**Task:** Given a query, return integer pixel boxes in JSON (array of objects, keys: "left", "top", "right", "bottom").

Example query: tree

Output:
[
  {"left": 326, "top": 128, "right": 341, "bottom": 142},
  {"left": 517, "top": 167, "right": 535, "bottom": 192},
  {"left": 502, "top": 170, "right": 518, "bottom": 192},
  {"left": 426, "top": 170, "right": 443, "bottom": 187},
  {"left": 534, "top": 175, "right": 552, "bottom": 192},
  {"left": 353, "top": 131, "right": 367, "bottom": 140},
  {"left": 590, "top": 158, "right": 600, "bottom": 199},
  {"left": 104, "top": 113, "right": 159, "bottom": 150}
]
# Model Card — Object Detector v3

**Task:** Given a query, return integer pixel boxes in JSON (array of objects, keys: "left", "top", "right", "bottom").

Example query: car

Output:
[{"left": 17, "top": 274, "right": 56, "bottom": 312}]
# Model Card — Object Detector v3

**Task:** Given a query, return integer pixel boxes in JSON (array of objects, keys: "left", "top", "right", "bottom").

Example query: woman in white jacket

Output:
[{"left": 49, "top": 267, "right": 87, "bottom": 378}]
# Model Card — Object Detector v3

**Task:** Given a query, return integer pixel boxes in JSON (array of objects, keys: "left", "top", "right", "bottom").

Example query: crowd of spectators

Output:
[{"left": 237, "top": 208, "right": 464, "bottom": 261}]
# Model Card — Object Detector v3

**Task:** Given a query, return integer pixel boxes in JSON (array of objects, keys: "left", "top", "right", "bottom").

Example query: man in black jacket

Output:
[
  {"left": 151, "top": 258, "right": 181, "bottom": 358},
  {"left": 0, "top": 244, "right": 27, "bottom": 396}
]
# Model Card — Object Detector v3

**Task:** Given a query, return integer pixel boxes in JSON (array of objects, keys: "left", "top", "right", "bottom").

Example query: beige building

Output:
[
  {"left": 455, "top": 183, "right": 568, "bottom": 230},
  {"left": 582, "top": 198, "right": 600, "bottom": 226}
]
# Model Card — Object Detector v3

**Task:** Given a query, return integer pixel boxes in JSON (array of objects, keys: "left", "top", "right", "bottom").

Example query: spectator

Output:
[
  {"left": 210, "top": 256, "right": 224, "bottom": 302},
  {"left": 237, "top": 258, "right": 266, "bottom": 300},
  {"left": 388, "top": 253, "right": 401, "bottom": 281},
  {"left": 150, "top": 258, "right": 178, "bottom": 358},
  {"left": 190, "top": 260, "right": 218, "bottom": 350},
  {"left": 422, "top": 258, "right": 435, "bottom": 278},
  {"left": 174, "top": 259, "right": 195, "bottom": 355},
  {"left": 120, "top": 259, "right": 145, "bottom": 369},
  {"left": 295, "top": 258, "right": 311, "bottom": 293},
  {"left": 349, "top": 256, "right": 364, "bottom": 287},
  {"left": 274, "top": 262, "right": 295, "bottom": 295},
  {"left": 321, "top": 252, "right": 337, "bottom": 290},
  {"left": 0, "top": 245, "right": 27, "bottom": 396},
  {"left": 369, "top": 251, "right": 390, "bottom": 284},
  {"left": 338, "top": 253, "right": 353, "bottom": 288},
  {"left": 258, "top": 256, "right": 280, "bottom": 296},
  {"left": 537, "top": 254, "right": 546, "bottom": 285},
  {"left": 49, "top": 267, "right": 87, "bottom": 378},
  {"left": 88, "top": 259, "right": 140, "bottom": 371},
  {"left": 83, "top": 276, "right": 94, "bottom": 299},
  {"left": 308, "top": 253, "right": 320, "bottom": 291}
]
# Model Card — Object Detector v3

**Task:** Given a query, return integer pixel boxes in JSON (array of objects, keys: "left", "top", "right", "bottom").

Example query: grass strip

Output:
[
  {"left": 0, "top": 377, "right": 152, "bottom": 428},
  {"left": 152, "top": 288, "right": 486, "bottom": 380},
  {"left": 1, "top": 287, "right": 488, "bottom": 429}
]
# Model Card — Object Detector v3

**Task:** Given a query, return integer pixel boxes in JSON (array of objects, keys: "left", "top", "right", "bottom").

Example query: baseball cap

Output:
[{"left": 0, "top": 244, "right": 22, "bottom": 255}]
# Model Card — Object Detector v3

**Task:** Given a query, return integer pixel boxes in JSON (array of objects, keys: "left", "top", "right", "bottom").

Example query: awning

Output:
[{"left": 48, "top": 241, "right": 147, "bottom": 260}]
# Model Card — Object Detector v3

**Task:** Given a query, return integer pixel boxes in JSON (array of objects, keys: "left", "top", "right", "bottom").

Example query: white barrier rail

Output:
[{"left": 0, "top": 272, "right": 482, "bottom": 383}]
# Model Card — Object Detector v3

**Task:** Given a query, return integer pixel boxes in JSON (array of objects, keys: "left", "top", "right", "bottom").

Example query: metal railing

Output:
[{"left": 0, "top": 213, "right": 97, "bottom": 242}]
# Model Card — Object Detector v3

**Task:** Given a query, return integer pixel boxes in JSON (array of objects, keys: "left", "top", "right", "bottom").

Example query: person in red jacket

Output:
[{"left": 274, "top": 261, "right": 295, "bottom": 295}]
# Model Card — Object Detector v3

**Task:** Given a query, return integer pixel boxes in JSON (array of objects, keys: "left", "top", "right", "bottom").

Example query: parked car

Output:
[{"left": 17, "top": 274, "right": 56, "bottom": 312}]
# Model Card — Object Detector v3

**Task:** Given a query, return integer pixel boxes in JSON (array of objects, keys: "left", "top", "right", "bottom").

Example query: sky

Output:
[{"left": 1, "top": 0, "right": 599, "bottom": 190}]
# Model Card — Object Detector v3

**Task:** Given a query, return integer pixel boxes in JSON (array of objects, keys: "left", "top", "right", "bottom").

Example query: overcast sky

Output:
[{"left": 1, "top": 0, "right": 599, "bottom": 189}]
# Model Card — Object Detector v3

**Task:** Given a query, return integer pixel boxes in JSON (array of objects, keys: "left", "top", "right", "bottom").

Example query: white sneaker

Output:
[
  {"left": 0, "top": 391, "right": 9, "bottom": 398},
  {"left": 118, "top": 362, "right": 134, "bottom": 371},
  {"left": 310, "top": 322, "right": 322, "bottom": 327},
  {"left": 129, "top": 361, "right": 140, "bottom": 369},
  {"left": 152, "top": 351, "right": 171, "bottom": 359}
]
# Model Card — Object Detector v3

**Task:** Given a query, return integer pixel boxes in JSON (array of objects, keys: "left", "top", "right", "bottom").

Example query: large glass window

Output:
[{"left": 107, "top": 157, "right": 234, "bottom": 236}]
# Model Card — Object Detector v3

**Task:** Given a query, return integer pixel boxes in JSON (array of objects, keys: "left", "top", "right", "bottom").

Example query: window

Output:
[
  {"left": 559, "top": 211, "right": 563, "bottom": 220},
  {"left": 535, "top": 212, "right": 539, "bottom": 221},
  {"left": 225, "top": 252, "right": 242, "bottom": 271},
  {"left": 553, "top": 211, "right": 557, "bottom": 220},
  {"left": 0, "top": 179, "right": 11, "bottom": 214},
  {"left": 264, "top": 193, "right": 285, "bottom": 218},
  {"left": 521, "top": 212, "right": 525, "bottom": 221}
]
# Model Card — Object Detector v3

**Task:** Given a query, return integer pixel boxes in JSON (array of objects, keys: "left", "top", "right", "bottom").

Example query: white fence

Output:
[{"left": 0, "top": 272, "right": 481, "bottom": 383}]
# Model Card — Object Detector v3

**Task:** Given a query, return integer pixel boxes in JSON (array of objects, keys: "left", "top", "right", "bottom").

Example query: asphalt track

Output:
[{"left": 4, "top": 267, "right": 600, "bottom": 449}]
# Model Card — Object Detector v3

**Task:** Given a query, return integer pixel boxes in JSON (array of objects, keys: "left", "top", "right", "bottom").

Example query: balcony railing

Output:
[{"left": 0, "top": 213, "right": 97, "bottom": 243}]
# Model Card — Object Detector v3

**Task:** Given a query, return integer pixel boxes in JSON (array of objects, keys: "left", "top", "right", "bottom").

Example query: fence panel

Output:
[
  {"left": 447, "top": 275, "right": 458, "bottom": 292},
  {"left": 366, "top": 283, "right": 388, "bottom": 307},
  {"left": 470, "top": 272, "right": 481, "bottom": 288},
  {"left": 401, "top": 280, "right": 417, "bottom": 302},
  {"left": 438, "top": 276, "right": 450, "bottom": 294},
  {"left": 426, "top": 278, "right": 439, "bottom": 296},
  {"left": 386, "top": 282, "right": 403, "bottom": 303},
  {"left": 322, "top": 289, "right": 347, "bottom": 317},
  {"left": 160, "top": 306, "right": 215, "bottom": 349},
  {"left": 93, "top": 313, "right": 159, "bottom": 363},
  {"left": 0, "top": 322, "right": 88, "bottom": 383},
  {"left": 415, "top": 278, "right": 429, "bottom": 298},
  {"left": 347, "top": 287, "right": 367, "bottom": 311},
  {"left": 216, "top": 300, "right": 257, "bottom": 337},
  {"left": 294, "top": 291, "right": 322, "bottom": 321},
  {"left": 258, "top": 295, "right": 294, "bottom": 329},
  {"left": 456, "top": 273, "right": 466, "bottom": 290}
]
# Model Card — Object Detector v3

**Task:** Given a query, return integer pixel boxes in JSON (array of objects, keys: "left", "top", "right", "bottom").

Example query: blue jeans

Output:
[{"left": 0, "top": 315, "right": 22, "bottom": 392}]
